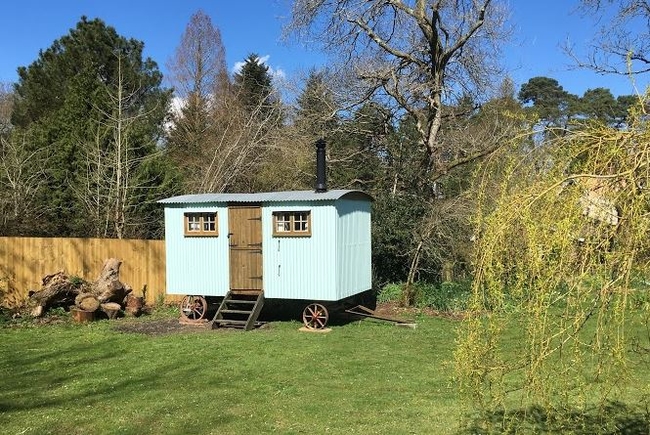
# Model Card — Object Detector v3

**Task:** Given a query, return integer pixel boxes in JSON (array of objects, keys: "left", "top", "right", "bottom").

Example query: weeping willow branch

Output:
[{"left": 455, "top": 95, "right": 650, "bottom": 427}]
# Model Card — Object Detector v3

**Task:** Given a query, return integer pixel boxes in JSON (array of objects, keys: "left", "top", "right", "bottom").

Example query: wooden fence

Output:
[{"left": 0, "top": 237, "right": 171, "bottom": 308}]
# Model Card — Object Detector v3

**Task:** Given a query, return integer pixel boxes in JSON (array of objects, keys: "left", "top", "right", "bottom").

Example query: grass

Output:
[
  {"left": 1, "top": 306, "right": 648, "bottom": 435},
  {"left": 0, "top": 310, "right": 460, "bottom": 435}
]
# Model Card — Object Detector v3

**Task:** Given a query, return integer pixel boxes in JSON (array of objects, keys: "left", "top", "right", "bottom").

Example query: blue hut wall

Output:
[
  {"left": 262, "top": 202, "right": 337, "bottom": 300},
  {"left": 164, "top": 204, "right": 230, "bottom": 296},
  {"left": 335, "top": 199, "right": 372, "bottom": 300},
  {"left": 163, "top": 195, "right": 371, "bottom": 301}
]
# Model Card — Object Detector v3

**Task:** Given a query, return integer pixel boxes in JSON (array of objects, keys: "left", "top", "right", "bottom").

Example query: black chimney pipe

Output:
[{"left": 315, "top": 138, "right": 327, "bottom": 193}]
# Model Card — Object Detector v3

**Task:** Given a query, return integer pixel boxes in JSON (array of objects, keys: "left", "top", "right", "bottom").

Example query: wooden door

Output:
[{"left": 228, "top": 205, "right": 263, "bottom": 291}]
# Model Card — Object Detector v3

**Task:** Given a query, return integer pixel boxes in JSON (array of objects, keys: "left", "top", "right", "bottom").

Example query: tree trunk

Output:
[
  {"left": 100, "top": 302, "right": 122, "bottom": 319},
  {"left": 403, "top": 241, "right": 423, "bottom": 306},
  {"left": 124, "top": 294, "right": 143, "bottom": 317},
  {"left": 28, "top": 258, "right": 132, "bottom": 318},
  {"left": 91, "top": 258, "right": 132, "bottom": 304},
  {"left": 75, "top": 293, "right": 100, "bottom": 312},
  {"left": 28, "top": 271, "right": 84, "bottom": 317}
]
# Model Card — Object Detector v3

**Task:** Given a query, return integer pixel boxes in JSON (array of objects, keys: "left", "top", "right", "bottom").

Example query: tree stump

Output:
[
  {"left": 91, "top": 258, "right": 132, "bottom": 304},
  {"left": 124, "top": 294, "right": 144, "bottom": 317},
  {"left": 75, "top": 293, "right": 100, "bottom": 312},
  {"left": 70, "top": 307, "right": 94, "bottom": 323},
  {"left": 100, "top": 302, "right": 122, "bottom": 319},
  {"left": 28, "top": 271, "right": 85, "bottom": 317}
]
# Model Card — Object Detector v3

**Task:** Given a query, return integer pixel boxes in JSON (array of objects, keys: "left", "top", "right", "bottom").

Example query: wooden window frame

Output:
[
  {"left": 272, "top": 211, "right": 311, "bottom": 237},
  {"left": 184, "top": 212, "right": 218, "bottom": 237}
]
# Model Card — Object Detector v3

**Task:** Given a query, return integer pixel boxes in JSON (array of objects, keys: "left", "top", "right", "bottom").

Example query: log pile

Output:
[{"left": 28, "top": 258, "right": 138, "bottom": 320}]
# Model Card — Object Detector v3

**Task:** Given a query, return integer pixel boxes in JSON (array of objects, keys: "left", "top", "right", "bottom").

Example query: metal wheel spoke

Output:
[
  {"left": 302, "top": 303, "right": 329, "bottom": 329},
  {"left": 180, "top": 295, "right": 207, "bottom": 322}
]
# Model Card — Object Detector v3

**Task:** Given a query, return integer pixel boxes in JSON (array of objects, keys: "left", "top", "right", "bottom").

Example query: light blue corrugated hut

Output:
[{"left": 158, "top": 188, "right": 372, "bottom": 329}]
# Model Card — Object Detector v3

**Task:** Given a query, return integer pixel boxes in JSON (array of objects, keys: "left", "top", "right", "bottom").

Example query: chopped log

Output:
[
  {"left": 75, "top": 293, "right": 100, "bottom": 312},
  {"left": 100, "top": 302, "right": 121, "bottom": 319},
  {"left": 124, "top": 294, "right": 144, "bottom": 317},
  {"left": 29, "top": 271, "right": 85, "bottom": 317},
  {"left": 28, "top": 258, "right": 135, "bottom": 318},
  {"left": 91, "top": 258, "right": 132, "bottom": 304},
  {"left": 70, "top": 307, "right": 94, "bottom": 323}
]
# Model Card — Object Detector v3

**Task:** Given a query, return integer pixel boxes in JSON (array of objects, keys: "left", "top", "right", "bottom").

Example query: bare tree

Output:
[
  {"left": 403, "top": 84, "right": 529, "bottom": 293},
  {"left": 186, "top": 85, "right": 288, "bottom": 193},
  {"left": 166, "top": 9, "right": 229, "bottom": 161},
  {"left": 287, "top": 0, "right": 510, "bottom": 180},
  {"left": 166, "top": 9, "right": 240, "bottom": 188},
  {"left": 167, "top": 9, "right": 229, "bottom": 104},
  {"left": 0, "top": 133, "right": 50, "bottom": 234},
  {"left": 0, "top": 83, "right": 12, "bottom": 135},
  {"left": 76, "top": 55, "right": 163, "bottom": 239},
  {"left": 573, "top": 0, "right": 650, "bottom": 76}
]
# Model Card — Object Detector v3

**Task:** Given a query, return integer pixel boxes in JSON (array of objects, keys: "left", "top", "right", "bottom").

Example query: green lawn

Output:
[
  {"left": 1, "top": 309, "right": 648, "bottom": 435},
  {"left": 0, "top": 311, "right": 461, "bottom": 435}
]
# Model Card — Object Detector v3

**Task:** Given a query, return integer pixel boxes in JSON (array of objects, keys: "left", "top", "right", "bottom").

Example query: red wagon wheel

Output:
[
  {"left": 179, "top": 295, "right": 208, "bottom": 321},
  {"left": 302, "top": 303, "right": 329, "bottom": 329}
]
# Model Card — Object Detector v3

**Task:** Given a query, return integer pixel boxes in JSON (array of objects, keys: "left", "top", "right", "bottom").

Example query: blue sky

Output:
[{"left": 0, "top": 0, "right": 645, "bottom": 98}]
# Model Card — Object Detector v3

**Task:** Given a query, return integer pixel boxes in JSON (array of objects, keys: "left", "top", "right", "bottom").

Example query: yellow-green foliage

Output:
[{"left": 456, "top": 96, "right": 650, "bottom": 431}]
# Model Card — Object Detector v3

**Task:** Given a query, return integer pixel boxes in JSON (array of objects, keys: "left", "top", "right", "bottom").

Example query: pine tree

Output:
[
  {"left": 11, "top": 17, "right": 171, "bottom": 237},
  {"left": 233, "top": 53, "right": 280, "bottom": 123}
]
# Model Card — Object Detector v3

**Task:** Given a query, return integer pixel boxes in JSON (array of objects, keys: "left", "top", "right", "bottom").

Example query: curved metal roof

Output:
[{"left": 158, "top": 189, "right": 373, "bottom": 204}]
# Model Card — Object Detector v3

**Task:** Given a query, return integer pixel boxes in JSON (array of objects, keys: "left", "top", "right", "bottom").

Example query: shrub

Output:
[
  {"left": 378, "top": 281, "right": 472, "bottom": 312},
  {"left": 416, "top": 281, "right": 472, "bottom": 312},
  {"left": 0, "top": 307, "right": 12, "bottom": 325},
  {"left": 377, "top": 283, "right": 404, "bottom": 304}
]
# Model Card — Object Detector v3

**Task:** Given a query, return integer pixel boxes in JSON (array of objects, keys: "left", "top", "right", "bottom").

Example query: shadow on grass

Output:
[
  {"left": 0, "top": 336, "right": 236, "bottom": 433},
  {"left": 460, "top": 401, "right": 650, "bottom": 434}
]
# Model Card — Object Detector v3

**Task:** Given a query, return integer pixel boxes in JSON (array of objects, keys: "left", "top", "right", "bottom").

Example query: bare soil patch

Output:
[
  {"left": 109, "top": 302, "right": 463, "bottom": 336},
  {"left": 373, "top": 302, "right": 466, "bottom": 321},
  {"left": 111, "top": 317, "right": 213, "bottom": 336}
]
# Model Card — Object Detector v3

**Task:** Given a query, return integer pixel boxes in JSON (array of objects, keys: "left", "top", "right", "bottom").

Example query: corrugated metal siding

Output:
[
  {"left": 162, "top": 195, "right": 372, "bottom": 302},
  {"left": 164, "top": 205, "right": 229, "bottom": 296},
  {"left": 159, "top": 190, "right": 372, "bottom": 204},
  {"left": 262, "top": 202, "right": 337, "bottom": 300},
  {"left": 336, "top": 199, "right": 372, "bottom": 300}
]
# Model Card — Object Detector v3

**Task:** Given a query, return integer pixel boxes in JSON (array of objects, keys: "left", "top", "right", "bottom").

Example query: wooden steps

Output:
[{"left": 212, "top": 291, "right": 264, "bottom": 331}]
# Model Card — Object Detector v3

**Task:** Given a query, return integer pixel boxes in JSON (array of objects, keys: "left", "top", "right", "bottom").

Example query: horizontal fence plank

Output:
[{"left": 0, "top": 237, "right": 174, "bottom": 308}]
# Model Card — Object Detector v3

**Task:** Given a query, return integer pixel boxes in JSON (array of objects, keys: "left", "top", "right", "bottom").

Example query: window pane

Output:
[
  {"left": 275, "top": 213, "right": 291, "bottom": 233},
  {"left": 293, "top": 212, "right": 309, "bottom": 232},
  {"left": 187, "top": 215, "right": 201, "bottom": 231},
  {"left": 277, "top": 213, "right": 289, "bottom": 232},
  {"left": 203, "top": 213, "right": 216, "bottom": 232}
]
